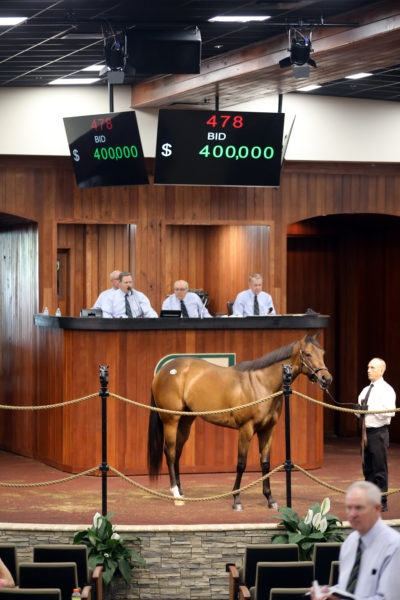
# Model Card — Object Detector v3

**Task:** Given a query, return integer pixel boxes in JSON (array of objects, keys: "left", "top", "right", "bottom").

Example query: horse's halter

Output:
[{"left": 299, "top": 349, "right": 328, "bottom": 384}]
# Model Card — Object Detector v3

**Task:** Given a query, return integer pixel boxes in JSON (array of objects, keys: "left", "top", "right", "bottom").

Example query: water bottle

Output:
[
  {"left": 71, "top": 589, "right": 81, "bottom": 600},
  {"left": 42, "top": 306, "right": 49, "bottom": 315},
  {"left": 55, "top": 307, "right": 62, "bottom": 316}
]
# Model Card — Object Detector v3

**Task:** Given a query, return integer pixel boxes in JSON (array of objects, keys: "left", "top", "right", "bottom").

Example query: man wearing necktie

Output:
[
  {"left": 101, "top": 271, "right": 158, "bottom": 318},
  {"left": 354, "top": 358, "right": 396, "bottom": 512},
  {"left": 232, "top": 273, "right": 275, "bottom": 317},
  {"left": 310, "top": 481, "right": 400, "bottom": 600},
  {"left": 161, "top": 280, "right": 212, "bottom": 318}
]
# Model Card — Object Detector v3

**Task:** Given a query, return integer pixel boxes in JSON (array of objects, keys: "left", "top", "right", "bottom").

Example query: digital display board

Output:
[
  {"left": 63, "top": 111, "right": 148, "bottom": 188},
  {"left": 154, "top": 109, "right": 285, "bottom": 187}
]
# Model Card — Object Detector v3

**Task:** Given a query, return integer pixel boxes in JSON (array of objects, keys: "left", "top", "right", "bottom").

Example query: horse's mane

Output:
[{"left": 233, "top": 341, "right": 296, "bottom": 372}]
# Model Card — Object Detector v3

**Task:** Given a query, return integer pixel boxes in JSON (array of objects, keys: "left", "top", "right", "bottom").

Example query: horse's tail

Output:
[{"left": 147, "top": 388, "right": 164, "bottom": 479}]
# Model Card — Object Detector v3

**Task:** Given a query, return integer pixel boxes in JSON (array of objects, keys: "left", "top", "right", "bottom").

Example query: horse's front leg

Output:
[
  {"left": 232, "top": 425, "right": 253, "bottom": 511},
  {"left": 258, "top": 427, "right": 278, "bottom": 509}
]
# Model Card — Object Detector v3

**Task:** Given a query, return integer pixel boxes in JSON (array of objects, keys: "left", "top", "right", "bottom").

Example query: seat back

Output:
[
  {"left": 242, "top": 544, "right": 299, "bottom": 588},
  {"left": 227, "top": 301, "right": 234, "bottom": 316},
  {"left": 312, "top": 542, "right": 342, "bottom": 584},
  {"left": 329, "top": 560, "right": 340, "bottom": 587},
  {"left": 19, "top": 563, "right": 78, "bottom": 600},
  {"left": 33, "top": 545, "right": 90, "bottom": 588},
  {"left": 269, "top": 589, "right": 310, "bottom": 600},
  {"left": 254, "top": 561, "right": 314, "bottom": 600},
  {"left": 0, "top": 545, "right": 18, "bottom": 585},
  {"left": 0, "top": 590, "right": 61, "bottom": 600}
]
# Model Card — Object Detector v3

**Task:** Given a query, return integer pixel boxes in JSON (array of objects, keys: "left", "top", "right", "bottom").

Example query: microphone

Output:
[{"left": 127, "top": 286, "right": 140, "bottom": 317}]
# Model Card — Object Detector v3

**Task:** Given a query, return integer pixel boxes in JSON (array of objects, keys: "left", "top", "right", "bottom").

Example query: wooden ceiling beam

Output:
[{"left": 130, "top": 1, "right": 400, "bottom": 108}]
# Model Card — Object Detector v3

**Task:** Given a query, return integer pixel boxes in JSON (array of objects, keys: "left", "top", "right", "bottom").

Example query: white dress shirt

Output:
[
  {"left": 331, "top": 518, "right": 400, "bottom": 600},
  {"left": 161, "top": 292, "right": 212, "bottom": 318},
  {"left": 92, "top": 287, "right": 118, "bottom": 310},
  {"left": 358, "top": 377, "right": 396, "bottom": 428},
  {"left": 102, "top": 288, "right": 158, "bottom": 318},
  {"left": 232, "top": 289, "right": 275, "bottom": 317}
]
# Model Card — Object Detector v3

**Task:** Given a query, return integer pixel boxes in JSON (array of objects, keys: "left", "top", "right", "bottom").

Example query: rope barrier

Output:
[
  {"left": 0, "top": 393, "right": 98, "bottom": 410},
  {"left": 291, "top": 390, "right": 399, "bottom": 414},
  {"left": 0, "top": 467, "right": 99, "bottom": 487},
  {"left": 108, "top": 464, "right": 285, "bottom": 502}
]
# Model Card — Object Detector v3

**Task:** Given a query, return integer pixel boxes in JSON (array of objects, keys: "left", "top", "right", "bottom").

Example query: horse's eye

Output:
[{"left": 306, "top": 353, "right": 312, "bottom": 358}]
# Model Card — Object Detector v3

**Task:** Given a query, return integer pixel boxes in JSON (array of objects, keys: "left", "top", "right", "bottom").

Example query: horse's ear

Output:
[{"left": 314, "top": 330, "right": 321, "bottom": 341}]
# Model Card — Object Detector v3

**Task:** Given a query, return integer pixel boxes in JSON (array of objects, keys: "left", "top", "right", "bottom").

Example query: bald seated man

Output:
[
  {"left": 92, "top": 269, "right": 121, "bottom": 310},
  {"left": 356, "top": 357, "right": 396, "bottom": 512},
  {"left": 311, "top": 481, "right": 400, "bottom": 600},
  {"left": 162, "top": 280, "right": 212, "bottom": 318}
]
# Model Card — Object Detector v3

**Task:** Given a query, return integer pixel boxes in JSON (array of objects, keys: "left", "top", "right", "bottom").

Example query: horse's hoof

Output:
[
  {"left": 269, "top": 501, "right": 279, "bottom": 510},
  {"left": 233, "top": 503, "right": 244, "bottom": 511}
]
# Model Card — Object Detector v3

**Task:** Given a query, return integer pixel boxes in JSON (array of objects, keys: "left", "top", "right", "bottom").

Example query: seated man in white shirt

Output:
[
  {"left": 92, "top": 270, "right": 121, "bottom": 310},
  {"left": 102, "top": 271, "right": 158, "bottom": 318},
  {"left": 162, "top": 280, "right": 212, "bottom": 318},
  {"left": 232, "top": 273, "right": 275, "bottom": 317},
  {"left": 311, "top": 480, "right": 400, "bottom": 600}
]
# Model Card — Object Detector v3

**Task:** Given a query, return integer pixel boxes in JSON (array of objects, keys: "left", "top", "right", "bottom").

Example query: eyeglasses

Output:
[{"left": 174, "top": 288, "right": 187, "bottom": 291}]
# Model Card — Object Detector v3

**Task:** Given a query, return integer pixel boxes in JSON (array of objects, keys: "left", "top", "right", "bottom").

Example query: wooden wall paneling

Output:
[{"left": 0, "top": 225, "right": 38, "bottom": 455}]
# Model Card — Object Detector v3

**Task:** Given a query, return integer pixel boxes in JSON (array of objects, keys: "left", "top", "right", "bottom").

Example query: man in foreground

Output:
[
  {"left": 232, "top": 273, "right": 275, "bottom": 317},
  {"left": 311, "top": 480, "right": 400, "bottom": 599}
]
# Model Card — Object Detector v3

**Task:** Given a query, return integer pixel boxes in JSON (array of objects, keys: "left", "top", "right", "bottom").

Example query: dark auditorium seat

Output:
[
  {"left": 19, "top": 562, "right": 91, "bottom": 600},
  {"left": 312, "top": 542, "right": 342, "bottom": 585},
  {"left": 228, "top": 544, "right": 299, "bottom": 600},
  {"left": 240, "top": 560, "right": 314, "bottom": 600},
  {"left": 269, "top": 589, "right": 310, "bottom": 600},
  {"left": 0, "top": 590, "right": 61, "bottom": 600},
  {"left": 33, "top": 544, "right": 102, "bottom": 600},
  {"left": 0, "top": 544, "right": 18, "bottom": 585}
]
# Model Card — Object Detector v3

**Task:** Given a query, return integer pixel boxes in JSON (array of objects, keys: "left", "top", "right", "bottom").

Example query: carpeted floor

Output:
[{"left": 1, "top": 437, "right": 399, "bottom": 526}]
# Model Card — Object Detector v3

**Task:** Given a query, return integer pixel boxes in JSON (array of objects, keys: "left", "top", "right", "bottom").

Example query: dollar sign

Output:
[
  {"left": 161, "top": 142, "right": 172, "bottom": 157},
  {"left": 72, "top": 149, "right": 80, "bottom": 162}
]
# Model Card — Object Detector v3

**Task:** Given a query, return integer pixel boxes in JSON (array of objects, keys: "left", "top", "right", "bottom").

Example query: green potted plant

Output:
[
  {"left": 73, "top": 512, "right": 145, "bottom": 590},
  {"left": 271, "top": 497, "right": 344, "bottom": 560}
]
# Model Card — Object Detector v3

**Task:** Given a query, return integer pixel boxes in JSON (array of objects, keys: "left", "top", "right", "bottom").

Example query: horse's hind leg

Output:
[
  {"left": 232, "top": 425, "right": 253, "bottom": 511},
  {"left": 163, "top": 418, "right": 183, "bottom": 498},
  {"left": 174, "top": 415, "right": 196, "bottom": 496},
  {"left": 258, "top": 427, "right": 278, "bottom": 509}
]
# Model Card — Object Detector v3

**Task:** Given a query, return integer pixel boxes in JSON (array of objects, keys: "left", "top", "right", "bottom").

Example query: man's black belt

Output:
[{"left": 366, "top": 425, "right": 388, "bottom": 432}]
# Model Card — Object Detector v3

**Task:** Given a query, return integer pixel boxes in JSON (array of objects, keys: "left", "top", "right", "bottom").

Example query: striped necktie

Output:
[
  {"left": 346, "top": 537, "right": 362, "bottom": 593},
  {"left": 125, "top": 294, "right": 133, "bottom": 318},
  {"left": 180, "top": 299, "right": 189, "bottom": 318},
  {"left": 254, "top": 295, "right": 260, "bottom": 315}
]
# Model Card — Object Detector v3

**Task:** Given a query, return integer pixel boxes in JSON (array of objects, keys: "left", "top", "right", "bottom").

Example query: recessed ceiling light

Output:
[
  {"left": 81, "top": 64, "right": 105, "bottom": 72},
  {"left": 298, "top": 84, "right": 322, "bottom": 92},
  {"left": 345, "top": 72, "right": 373, "bottom": 80},
  {"left": 0, "top": 16, "right": 27, "bottom": 26},
  {"left": 48, "top": 78, "right": 100, "bottom": 85},
  {"left": 208, "top": 15, "right": 270, "bottom": 23}
]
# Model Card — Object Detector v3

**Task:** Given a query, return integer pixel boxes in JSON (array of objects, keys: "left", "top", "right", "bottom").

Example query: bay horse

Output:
[{"left": 147, "top": 332, "right": 332, "bottom": 510}]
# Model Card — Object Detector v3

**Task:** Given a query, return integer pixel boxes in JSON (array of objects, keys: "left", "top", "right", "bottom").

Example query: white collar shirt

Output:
[
  {"left": 102, "top": 288, "right": 158, "bottom": 318},
  {"left": 358, "top": 377, "right": 396, "bottom": 428}
]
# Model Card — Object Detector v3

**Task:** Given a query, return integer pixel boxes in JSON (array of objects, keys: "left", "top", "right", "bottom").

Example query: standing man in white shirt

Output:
[
  {"left": 355, "top": 357, "right": 396, "bottom": 512},
  {"left": 162, "top": 280, "right": 212, "bottom": 318},
  {"left": 232, "top": 273, "right": 276, "bottom": 317},
  {"left": 92, "top": 270, "right": 121, "bottom": 311},
  {"left": 102, "top": 271, "right": 158, "bottom": 318}
]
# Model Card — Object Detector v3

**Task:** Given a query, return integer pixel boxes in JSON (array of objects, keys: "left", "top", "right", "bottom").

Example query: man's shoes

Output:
[{"left": 381, "top": 505, "right": 388, "bottom": 512}]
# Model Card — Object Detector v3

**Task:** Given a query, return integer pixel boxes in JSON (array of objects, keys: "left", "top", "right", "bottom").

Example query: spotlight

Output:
[{"left": 279, "top": 28, "right": 317, "bottom": 70}]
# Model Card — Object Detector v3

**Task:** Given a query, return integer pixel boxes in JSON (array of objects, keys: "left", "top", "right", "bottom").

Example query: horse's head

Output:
[{"left": 297, "top": 332, "right": 332, "bottom": 390}]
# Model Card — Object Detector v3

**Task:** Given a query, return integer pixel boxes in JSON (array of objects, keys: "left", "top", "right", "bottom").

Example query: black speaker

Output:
[{"left": 126, "top": 27, "right": 201, "bottom": 74}]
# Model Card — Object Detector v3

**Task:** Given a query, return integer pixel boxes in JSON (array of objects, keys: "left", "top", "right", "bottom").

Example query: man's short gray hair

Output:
[
  {"left": 249, "top": 273, "right": 262, "bottom": 283},
  {"left": 346, "top": 480, "right": 381, "bottom": 505}
]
